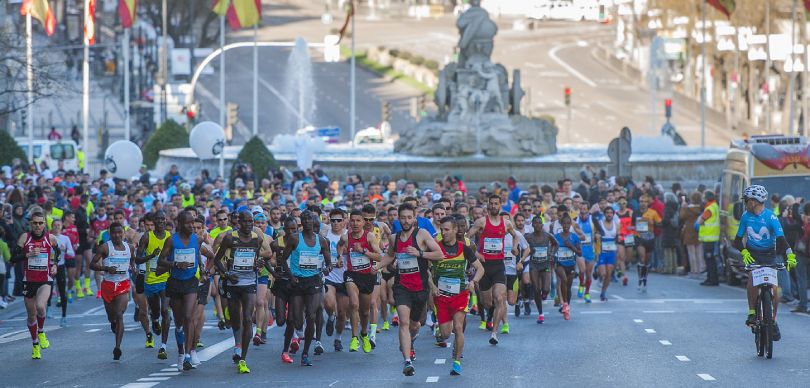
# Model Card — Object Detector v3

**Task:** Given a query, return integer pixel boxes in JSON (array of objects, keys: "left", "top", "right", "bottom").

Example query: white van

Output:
[{"left": 15, "top": 139, "right": 81, "bottom": 172}]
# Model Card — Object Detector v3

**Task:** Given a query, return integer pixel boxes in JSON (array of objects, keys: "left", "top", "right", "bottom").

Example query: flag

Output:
[
  {"left": 212, "top": 0, "right": 261, "bottom": 31},
  {"left": 336, "top": 0, "right": 354, "bottom": 44},
  {"left": 84, "top": 0, "right": 96, "bottom": 45},
  {"left": 20, "top": 0, "right": 56, "bottom": 37},
  {"left": 119, "top": 0, "right": 137, "bottom": 29},
  {"left": 707, "top": 0, "right": 734, "bottom": 18}
]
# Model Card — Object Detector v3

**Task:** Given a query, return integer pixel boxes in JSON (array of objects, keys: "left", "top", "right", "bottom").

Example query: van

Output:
[
  {"left": 15, "top": 139, "right": 81, "bottom": 173},
  {"left": 719, "top": 135, "right": 810, "bottom": 284}
]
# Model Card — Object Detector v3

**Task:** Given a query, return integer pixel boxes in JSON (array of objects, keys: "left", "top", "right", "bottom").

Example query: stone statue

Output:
[{"left": 395, "top": 1, "right": 557, "bottom": 157}]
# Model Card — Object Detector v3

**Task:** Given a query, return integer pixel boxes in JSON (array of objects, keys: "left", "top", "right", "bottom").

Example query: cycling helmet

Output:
[{"left": 742, "top": 185, "right": 768, "bottom": 203}]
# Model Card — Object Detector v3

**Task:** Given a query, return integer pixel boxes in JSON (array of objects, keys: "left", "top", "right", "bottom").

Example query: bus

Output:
[{"left": 719, "top": 135, "right": 810, "bottom": 284}]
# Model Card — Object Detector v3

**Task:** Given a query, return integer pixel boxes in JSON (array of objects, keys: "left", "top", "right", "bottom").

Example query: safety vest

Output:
[
  {"left": 77, "top": 150, "right": 85, "bottom": 171},
  {"left": 699, "top": 202, "right": 720, "bottom": 242},
  {"left": 181, "top": 193, "right": 195, "bottom": 208}
]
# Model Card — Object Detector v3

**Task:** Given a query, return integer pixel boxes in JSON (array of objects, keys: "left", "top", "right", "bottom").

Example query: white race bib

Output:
[
  {"left": 396, "top": 253, "right": 419, "bottom": 274},
  {"left": 602, "top": 241, "right": 617, "bottom": 251},
  {"left": 438, "top": 276, "right": 461, "bottom": 295},
  {"left": 582, "top": 233, "right": 592, "bottom": 245},
  {"left": 532, "top": 246, "right": 549, "bottom": 261},
  {"left": 557, "top": 247, "right": 575, "bottom": 258},
  {"left": 28, "top": 253, "right": 49, "bottom": 270},
  {"left": 299, "top": 250, "right": 322, "bottom": 270},
  {"left": 624, "top": 234, "right": 635, "bottom": 245},
  {"left": 108, "top": 257, "right": 129, "bottom": 274},
  {"left": 751, "top": 267, "right": 778, "bottom": 287},
  {"left": 148, "top": 256, "right": 159, "bottom": 272},
  {"left": 636, "top": 221, "right": 649, "bottom": 233},
  {"left": 137, "top": 263, "right": 146, "bottom": 275},
  {"left": 483, "top": 237, "right": 503, "bottom": 254},
  {"left": 233, "top": 248, "right": 256, "bottom": 271},
  {"left": 174, "top": 248, "right": 196, "bottom": 264},
  {"left": 350, "top": 252, "right": 371, "bottom": 271}
]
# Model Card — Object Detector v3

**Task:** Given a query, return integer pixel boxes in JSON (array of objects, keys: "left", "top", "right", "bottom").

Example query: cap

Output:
[
  {"left": 432, "top": 193, "right": 441, "bottom": 202},
  {"left": 253, "top": 212, "right": 267, "bottom": 222},
  {"left": 251, "top": 205, "right": 264, "bottom": 214}
]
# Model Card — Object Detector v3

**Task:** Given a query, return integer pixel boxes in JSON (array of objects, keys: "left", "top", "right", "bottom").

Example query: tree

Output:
[
  {"left": 0, "top": 129, "right": 28, "bottom": 166},
  {"left": 235, "top": 136, "right": 277, "bottom": 183},
  {"left": 142, "top": 119, "right": 189, "bottom": 168}
]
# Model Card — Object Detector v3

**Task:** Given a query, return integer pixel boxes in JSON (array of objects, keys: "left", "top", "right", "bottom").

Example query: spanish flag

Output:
[
  {"left": 20, "top": 0, "right": 56, "bottom": 37},
  {"left": 119, "top": 0, "right": 137, "bottom": 29},
  {"left": 707, "top": 0, "right": 734, "bottom": 18},
  {"left": 212, "top": 0, "right": 261, "bottom": 31},
  {"left": 84, "top": 0, "right": 96, "bottom": 45}
]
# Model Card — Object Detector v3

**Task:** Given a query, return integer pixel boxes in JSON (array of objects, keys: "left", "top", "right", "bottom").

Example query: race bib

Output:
[
  {"left": 174, "top": 248, "right": 196, "bottom": 264},
  {"left": 299, "top": 250, "right": 322, "bottom": 270},
  {"left": 350, "top": 252, "right": 371, "bottom": 271},
  {"left": 148, "top": 256, "right": 159, "bottom": 272},
  {"left": 624, "top": 234, "right": 635, "bottom": 246},
  {"left": 532, "top": 246, "right": 549, "bottom": 261},
  {"left": 396, "top": 253, "right": 419, "bottom": 274},
  {"left": 137, "top": 263, "right": 146, "bottom": 275},
  {"left": 751, "top": 267, "right": 778, "bottom": 287},
  {"left": 602, "top": 241, "right": 617, "bottom": 251},
  {"left": 636, "top": 221, "right": 649, "bottom": 233},
  {"left": 483, "top": 237, "right": 503, "bottom": 254},
  {"left": 28, "top": 253, "right": 49, "bottom": 271},
  {"left": 438, "top": 276, "right": 461, "bottom": 295},
  {"left": 504, "top": 255, "right": 517, "bottom": 270},
  {"left": 557, "top": 247, "right": 575, "bottom": 258},
  {"left": 582, "top": 233, "right": 592, "bottom": 245},
  {"left": 108, "top": 257, "right": 129, "bottom": 274},
  {"left": 233, "top": 248, "right": 256, "bottom": 271}
]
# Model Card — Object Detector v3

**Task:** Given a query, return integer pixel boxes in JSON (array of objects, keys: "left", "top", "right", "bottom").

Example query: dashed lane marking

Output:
[
  {"left": 676, "top": 355, "right": 690, "bottom": 362},
  {"left": 697, "top": 374, "right": 716, "bottom": 381},
  {"left": 136, "top": 377, "right": 171, "bottom": 382},
  {"left": 426, "top": 376, "right": 439, "bottom": 383},
  {"left": 633, "top": 319, "right": 644, "bottom": 323},
  {"left": 643, "top": 310, "right": 675, "bottom": 314},
  {"left": 149, "top": 373, "right": 181, "bottom": 377},
  {"left": 120, "top": 384, "right": 158, "bottom": 388},
  {"left": 645, "top": 329, "right": 656, "bottom": 333},
  {"left": 580, "top": 311, "right": 612, "bottom": 314},
  {"left": 86, "top": 329, "right": 101, "bottom": 333},
  {"left": 434, "top": 359, "right": 446, "bottom": 364},
  {"left": 659, "top": 340, "right": 672, "bottom": 346}
]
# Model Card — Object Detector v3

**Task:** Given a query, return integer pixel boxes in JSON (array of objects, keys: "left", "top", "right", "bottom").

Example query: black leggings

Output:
[{"left": 47, "top": 265, "right": 68, "bottom": 318}]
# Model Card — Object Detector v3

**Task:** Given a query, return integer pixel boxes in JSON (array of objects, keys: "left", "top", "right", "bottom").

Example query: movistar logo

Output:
[{"left": 746, "top": 226, "right": 770, "bottom": 242}]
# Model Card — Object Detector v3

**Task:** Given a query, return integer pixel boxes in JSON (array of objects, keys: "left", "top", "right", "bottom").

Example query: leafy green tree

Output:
[
  {"left": 0, "top": 130, "right": 27, "bottom": 166},
  {"left": 142, "top": 119, "right": 188, "bottom": 168}
]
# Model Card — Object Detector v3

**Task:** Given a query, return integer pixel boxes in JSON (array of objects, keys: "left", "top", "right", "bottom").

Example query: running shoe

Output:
[
  {"left": 232, "top": 347, "right": 241, "bottom": 363},
  {"left": 514, "top": 302, "right": 521, "bottom": 317},
  {"left": 218, "top": 319, "right": 226, "bottom": 330},
  {"left": 536, "top": 314, "right": 544, "bottom": 324},
  {"left": 362, "top": 335, "right": 372, "bottom": 353},
  {"left": 281, "top": 352, "right": 293, "bottom": 364},
  {"left": 349, "top": 336, "right": 359, "bottom": 352},
  {"left": 391, "top": 315, "right": 399, "bottom": 326},
  {"left": 253, "top": 333, "right": 262, "bottom": 346},
  {"left": 577, "top": 286, "right": 585, "bottom": 298},
  {"left": 85, "top": 287, "right": 94, "bottom": 296},
  {"left": 326, "top": 315, "right": 335, "bottom": 337},
  {"left": 500, "top": 322, "right": 510, "bottom": 334},
  {"left": 622, "top": 275, "right": 628, "bottom": 286},
  {"left": 60, "top": 317, "right": 67, "bottom": 327},
  {"left": 369, "top": 335, "right": 376, "bottom": 350},
  {"left": 562, "top": 303, "right": 571, "bottom": 321},
  {"left": 183, "top": 355, "right": 193, "bottom": 371},
  {"left": 410, "top": 348, "right": 416, "bottom": 361},
  {"left": 238, "top": 359, "right": 251, "bottom": 373},
  {"left": 145, "top": 333, "right": 154, "bottom": 348},
  {"left": 450, "top": 360, "right": 462, "bottom": 376},
  {"left": 479, "top": 321, "right": 487, "bottom": 330},
  {"left": 745, "top": 314, "right": 756, "bottom": 327},
  {"left": 38, "top": 332, "right": 49, "bottom": 349},
  {"left": 76, "top": 288, "right": 85, "bottom": 299},
  {"left": 470, "top": 304, "right": 478, "bottom": 316},
  {"left": 600, "top": 292, "right": 607, "bottom": 302},
  {"left": 68, "top": 290, "right": 74, "bottom": 303},
  {"left": 290, "top": 337, "right": 300, "bottom": 354},
  {"left": 524, "top": 301, "right": 531, "bottom": 316},
  {"left": 334, "top": 339, "right": 343, "bottom": 352},
  {"left": 489, "top": 335, "right": 498, "bottom": 345},
  {"left": 382, "top": 321, "right": 390, "bottom": 331},
  {"left": 157, "top": 348, "right": 168, "bottom": 359},
  {"left": 314, "top": 341, "right": 324, "bottom": 355},
  {"left": 190, "top": 350, "right": 201, "bottom": 366},
  {"left": 773, "top": 322, "right": 781, "bottom": 341},
  {"left": 584, "top": 293, "right": 592, "bottom": 303},
  {"left": 435, "top": 329, "right": 447, "bottom": 347},
  {"left": 553, "top": 295, "right": 561, "bottom": 307},
  {"left": 301, "top": 354, "right": 312, "bottom": 366},
  {"left": 486, "top": 321, "right": 494, "bottom": 331},
  {"left": 32, "top": 343, "right": 41, "bottom": 359},
  {"left": 197, "top": 340, "right": 205, "bottom": 348},
  {"left": 152, "top": 319, "right": 161, "bottom": 334},
  {"left": 177, "top": 355, "right": 185, "bottom": 371},
  {"left": 403, "top": 360, "right": 415, "bottom": 376}
]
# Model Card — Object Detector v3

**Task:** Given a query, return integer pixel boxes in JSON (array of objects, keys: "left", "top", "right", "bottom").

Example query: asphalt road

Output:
[{"left": 2, "top": 272, "right": 809, "bottom": 387}]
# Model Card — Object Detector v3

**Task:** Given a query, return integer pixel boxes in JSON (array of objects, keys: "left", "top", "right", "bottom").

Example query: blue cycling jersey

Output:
[{"left": 735, "top": 208, "right": 784, "bottom": 252}]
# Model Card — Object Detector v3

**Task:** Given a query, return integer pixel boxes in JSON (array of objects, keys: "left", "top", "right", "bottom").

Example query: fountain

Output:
[{"left": 282, "top": 37, "right": 317, "bottom": 132}]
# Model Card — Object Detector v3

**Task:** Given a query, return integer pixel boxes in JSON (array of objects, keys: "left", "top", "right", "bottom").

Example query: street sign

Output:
[
  {"left": 608, "top": 127, "right": 632, "bottom": 177},
  {"left": 317, "top": 127, "right": 340, "bottom": 143}
]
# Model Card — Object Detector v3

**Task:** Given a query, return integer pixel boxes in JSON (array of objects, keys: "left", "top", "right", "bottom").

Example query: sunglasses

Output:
[
  {"left": 31, "top": 221, "right": 45, "bottom": 225},
  {"left": 330, "top": 218, "right": 343, "bottom": 223},
  {"left": 217, "top": 218, "right": 228, "bottom": 222},
  {"left": 364, "top": 217, "right": 375, "bottom": 222}
]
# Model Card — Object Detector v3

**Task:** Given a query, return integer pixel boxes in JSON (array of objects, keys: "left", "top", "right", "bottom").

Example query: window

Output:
[{"left": 50, "top": 144, "right": 75, "bottom": 160}]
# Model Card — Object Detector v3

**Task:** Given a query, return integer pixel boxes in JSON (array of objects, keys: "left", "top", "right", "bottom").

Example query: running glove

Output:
[
  {"left": 786, "top": 253, "right": 797, "bottom": 271},
  {"left": 741, "top": 249, "right": 755, "bottom": 265}
]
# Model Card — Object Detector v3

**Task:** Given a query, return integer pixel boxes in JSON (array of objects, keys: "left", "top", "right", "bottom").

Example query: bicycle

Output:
[{"left": 733, "top": 263, "right": 785, "bottom": 359}]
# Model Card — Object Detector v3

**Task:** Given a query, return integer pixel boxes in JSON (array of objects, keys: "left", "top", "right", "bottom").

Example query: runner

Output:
[
  {"left": 61, "top": 211, "right": 80, "bottom": 321},
  {"left": 90, "top": 222, "right": 134, "bottom": 360},
  {"left": 616, "top": 197, "right": 634, "bottom": 286},
  {"left": 279, "top": 210, "right": 333, "bottom": 366},
  {"left": 269, "top": 217, "right": 297, "bottom": 356},
  {"left": 50, "top": 218, "right": 73, "bottom": 327},
  {"left": 212, "top": 210, "right": 265, "bottom": 373},
  {"left": 596, "top": 207, "right": 620, "bottom": 301},
  {"left": 131, "top": 214, "right": 153, "bottom": 348},
  {"left": 524, "top": 216, "right": 558, "bottom": 323},
  {"left": 575, "top": 202, "right": 598, "bottom": 302},
  {"left": 465, "top": 194, "right": 518, "bottom": 345},
  {"left": 324, "top": 209, "right": 349, "bottom": 352},
  {"left": 252, "top": 210, "right": 274, "bottom": 347},
  {"left": 13, "top": 212, "right": 60, "bottom": 359},
  {"left": 362, "top": 204, "right": 390, "bottom": 348},
  {"left": 431, "top": 216, "right": 484, "bottom": 376},
  {"left": 502, "top": 213, "right": 528, "bottom": 333},
  {"left": 189, "top": 215, "right": 216, "bottom": 366},
  {"left": 635, "top": 195, "right": 662, "bottom": 293},
  {"left": 376, "top": 203, "right": 444, "bottom": 376},
  {"left": 136, "top": 211, "right": 171, "bottom": 357},
  {"left": 337, "top": 209, "right": 383, "bottom": 353},
  {"left": 157, "top": 210, "right": 202, "bottom": 372},
  {"left": 554, "top": 214, "right": 581, "bottom": 320}
]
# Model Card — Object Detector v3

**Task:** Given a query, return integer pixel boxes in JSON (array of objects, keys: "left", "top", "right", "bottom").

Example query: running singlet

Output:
[
  {"left": 528, "top": 237, "right": 552, "bottom": 269},
  {"left": 599, "top": 218, "right": 619, "bottom": 253},
  {"left": 145, "top": 231, "right": 171, "bottom": 284},
  {"left": 554, "top": 233, "right": 580, "bottom": 267},
  {"left": 617, "top": 209, "right": 634, "bottom": 245},
  {"left": 23, "top": 233, "right": 54, "bottom": 283},
  {"left": 289, "top": 232, "right": 323, "bottom": 278},
  {"left": 577, "top": 215, "right": 595, "bottom": 260},
  {"left": 227, "top": 231, "right": 261, "bottom": 286},
  {"left": 503, "top": 233, "right": 517, "bottom": 276},
  {"left": 168, "top": 234, "right": 200, "bottom": 281},
  {"left": 63, "top": 225, "right": 79, "bottom": 259},
  {"left": 346, "top": 231, "right": 372, "bottom": 274},
  {"left": 102, "top": 241, "right": 131, "bottom": 283},
  {"left": 736, "top": 209, "right": 784, "bottom": 252},
  {"left": 325, "top": 231, "right": 345, "bottom": 284},
  {"left": 434, "top": 242, "right": 474, "bottom": 296},
  {"left": 478, "top": 216, "right": 506, "bottom": 261},
  {"left": 394, "top": 228, "right": 430, "bottom": 292},
  {"left": 637, "top": 209, "right": 661, "bottom": 241}
]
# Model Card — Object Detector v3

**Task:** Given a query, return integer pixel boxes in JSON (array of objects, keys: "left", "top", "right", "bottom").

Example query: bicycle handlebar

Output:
[{"left": 730, "top": 264, "right": 786, "bottom": 271}]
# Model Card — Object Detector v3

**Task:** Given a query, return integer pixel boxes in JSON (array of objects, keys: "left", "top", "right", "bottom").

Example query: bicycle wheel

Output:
[
  {"left": 755, "top": 294, "right": 764, "bottom": 357},
  {"left": 761, "top": 287, "right": 774, "bottom": 359}
]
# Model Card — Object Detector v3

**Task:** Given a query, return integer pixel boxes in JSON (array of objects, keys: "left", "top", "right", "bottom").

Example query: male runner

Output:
[
  {"left": 136, "top": 211, "right": 171, "bottom": 357},
  {"left": 324, "top": 209, "right": 349, "bottom": 351},
  {"left": 91, "top": 222, "right": 134, "bottom": 360}
]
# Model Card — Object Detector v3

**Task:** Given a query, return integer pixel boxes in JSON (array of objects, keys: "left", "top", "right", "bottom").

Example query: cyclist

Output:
[{"left": 733, "top": 185, "right": 796, "bottom": 341}]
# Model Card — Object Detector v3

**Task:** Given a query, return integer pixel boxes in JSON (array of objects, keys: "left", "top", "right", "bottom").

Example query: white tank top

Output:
[
  {"left": 325, "top": 230, "right": 345, "bottom": 284},
  {"left": 103, "top": 241, "right": 131, "bottom": 283}
]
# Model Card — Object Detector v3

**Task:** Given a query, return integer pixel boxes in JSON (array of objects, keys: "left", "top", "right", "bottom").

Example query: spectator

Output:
[
  {"left": 680, "top": 191, "right": 703, "bottom": 277},
  {"left": 47, "top": 127, "right": 62, "bottom": 140},
  {"left": 661, "top": 192, "right": 680, "bottom": 274},
  {"left": 781, "top": 202, "right": 803, "bottom": 309}
]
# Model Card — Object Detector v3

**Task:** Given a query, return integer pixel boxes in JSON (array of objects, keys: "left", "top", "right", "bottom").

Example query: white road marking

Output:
[
  {"left": 426, "top": 376, "right": 439, "bottom": 383},
  {"left": 676, "top": 355, "right": 690, "bottom": 362},
  {"left": 633, "top": 319, "right": 644, "bottom": 323},
  {"left": 160, "top": 368, "right": 176, "bottom": 372},
  {"left": 82, "top": 305, "right": 106, "bottom": 316},
  {"left": 136, "top": 377, "right": 171, "bottom": 382},
  {"left": 86, "top": 329, "right": 101, "bottom": 333},
  {"left": 612, "top": 295, "right": 626, "bottom": 301},
  {"left": 149, "top": 372, "right": 181, "bottom": 377},
  {"left": 580, "top": 311, "right": 612, "bottom": 314},
  {"left": 659, "top": 340, "right": 672, "bottom": 346},
  {"left": 697, "top": 374, "right": 716, "bottom": 381},
  {"left": 434, "top": 358, "right": 446, "bottom": 364},
  {"left": 645, "top": 329, "right": 656, "bottom": 333},
  {"left": 643, "top": 310, "right": 675, "bottom": 314},
  {"left": 0, "top": 326, "right": 61, "bottom": 344},
  {"left": 329, "top": 381, "right": 339, "bottom": 387},
  {"left": 121, "top": 384, "right": 159, "bottom": 388},
  {"left": 548, "top": 43, "right": 597, "bottom": 87}
]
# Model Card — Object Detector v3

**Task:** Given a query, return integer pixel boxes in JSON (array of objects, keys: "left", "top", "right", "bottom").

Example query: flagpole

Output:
[
  {"left": 123, "top": 27, "right": 131, "bottom": 141},
  {"left": 252, "top": 23, "right": 258, "bottom": 137},
  {"left": 788, "top": 0, "right": 797, "bottom": 136},
  {"left": 26, "top": 12, "right": 34, "bottom": 165},
  {"left": 350, "top": 1, "right": 356, "bottom": 147},
  {"left": 219, "top": 14, "right": 225, "bottom": 179},
  {"left": 82, "top": 0, "right": 90, "bottom": 160},
  {"left": 700, "top": 0, "right": 705, "bottom": 149},
  {"left": 765, "top": 0, "right": 772, "bottom": 133}
]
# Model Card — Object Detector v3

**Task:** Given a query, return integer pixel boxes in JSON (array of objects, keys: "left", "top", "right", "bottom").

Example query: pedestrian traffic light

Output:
[
  {"left": 226, "top": 103, "right": 239, "bottom": 128},
  {"left": 665, "top": 99, "right": 672, "bottom": 119},
  {"left": 564, "top": 87, "right": 571, "bottom": 106},
  {"left": 382, "top": 101, "right": 391, "bottom": 122}
]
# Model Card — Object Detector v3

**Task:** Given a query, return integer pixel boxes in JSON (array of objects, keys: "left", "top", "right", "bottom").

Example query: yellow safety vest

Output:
[
  {"left": 77, "top": 150, "right": 85, "bottom": 170},
  {"left": 181, "top": 193, "right": 195, "bottom": 208},
  {"left": 699, "top": 202, "right": 720, "bottom": 243}
]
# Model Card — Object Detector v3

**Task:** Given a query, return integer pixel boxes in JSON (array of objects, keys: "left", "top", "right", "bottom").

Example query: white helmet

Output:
[{"left": 743, "top": 185, "right": 768, "bottom": 203}]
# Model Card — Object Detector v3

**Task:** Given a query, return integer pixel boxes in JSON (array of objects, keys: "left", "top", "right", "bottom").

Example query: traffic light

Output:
[
  {"left": 226, "top": 103, "right": 239, "bottom": 128},
  {"left": 664, "top": 99, "right": 672, "bottom": 119},
  {"left": 382, "top": 101, "right": 391, "bottom": 122},
  {"left": 20, "top": 108, "right": 27, "bottom": 130},
  {"left": 564, "top": 87, "right": 571, "bottom": 106},
  {"left": 418, "top": 94, "right": 426, "bottom": 116}
]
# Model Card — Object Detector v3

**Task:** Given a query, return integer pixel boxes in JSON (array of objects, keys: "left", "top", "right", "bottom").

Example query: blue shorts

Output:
[
  {"left": 144, "top": 281, "right": 167, "bottom": 297},
  {"left": 556, "top": 258, "right": 576, "bottom": 267},
  {"left": 580, "top": 246, "right": 596, "bottom": 262},
  {"left": 598, "top": 252, "right": 616, "bottom": 267},
  {"left": 258, "top": 276, "right": 269, "bottom": 285}
]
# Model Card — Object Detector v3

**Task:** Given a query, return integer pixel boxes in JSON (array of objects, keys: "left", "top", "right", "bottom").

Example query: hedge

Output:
[
  {"left": 142, "top": 119, "right": 189, "bottom": 168},
  {"left": 0, "top": 130, "right": 28, "bottom": 166},
  {"left": 236, "top": 136, "right": 277, "bottom": 182}
]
